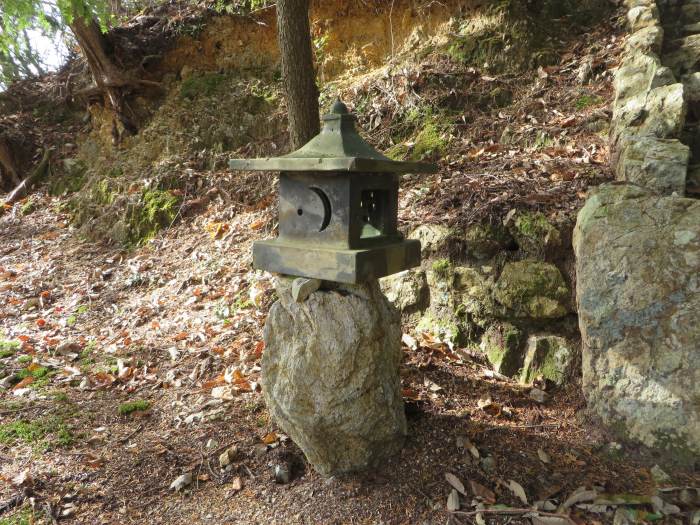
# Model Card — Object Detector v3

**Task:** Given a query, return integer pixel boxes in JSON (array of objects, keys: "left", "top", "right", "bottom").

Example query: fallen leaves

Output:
[
  {"left": 470, "top": 480, "right": 497, "bottom": 504},
  {"left": 445, "top": 472, "right": 466, "bottom": 495},
  {"left": 507, "top": 479, "right": 529, "bottom": 505}
]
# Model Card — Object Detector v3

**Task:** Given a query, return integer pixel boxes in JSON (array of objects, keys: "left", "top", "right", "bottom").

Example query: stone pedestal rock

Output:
[{"left": 262, "top": 278, "right": 407, "bottom": 476}]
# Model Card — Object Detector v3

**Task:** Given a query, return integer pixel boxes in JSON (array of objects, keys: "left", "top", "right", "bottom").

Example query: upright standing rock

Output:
[
  {"left": 574, "top": 184, "right": 700, "bottom": 460},
  {"left": 262, "top": 278, "right": 407, "bottom": 476}
]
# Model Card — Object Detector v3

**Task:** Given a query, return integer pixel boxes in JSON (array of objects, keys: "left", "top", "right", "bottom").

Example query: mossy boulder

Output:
[
  {"left": 508, "top": 212, "right": 561, "bottom": 257},
  {"left": 494, "top": 261, "right": 569, "bottom": 319},
  {"left": 519, "top": 335, "right": 574, "bottom": 385},
  {"left": 464, "top": 223, "right": 515, "bottom": 260},
  {"left": 481, "top": 323, "right": 524, "bottom": 377},
  {"left": 408, "top": 224, "right": 455, "bottom": 256},
  {"left": 380, "top": 269, "right": 429, "bottom": 313},
  {"left": 453, "top": 266, "right": 496, "bottom": 329},
  {"left": 418, "top": 263, "right": 496, "bottom": 344}
]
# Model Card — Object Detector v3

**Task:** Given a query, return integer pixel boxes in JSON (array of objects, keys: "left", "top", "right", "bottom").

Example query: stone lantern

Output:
[
  {"left": 228, "top": 100, "right": 438, "bottom": 476},
  {"left": 229, "top": 100, "right": 437, "bottom": 284}
]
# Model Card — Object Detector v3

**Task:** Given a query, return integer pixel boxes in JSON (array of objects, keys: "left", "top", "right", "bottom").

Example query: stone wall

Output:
[
  {"left": 575, "top": 0, "right": 700, "bottom": 461},
  {"left": 612, "top": 0, "right": 700, "bottom": 197},
  {"left": 381, "top": 215, "right": 580, "bottom": 388}
]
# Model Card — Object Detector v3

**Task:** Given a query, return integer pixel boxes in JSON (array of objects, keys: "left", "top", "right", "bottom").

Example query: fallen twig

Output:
[{"left": 452, "top": 508, "right": 575, "bottom": 524}]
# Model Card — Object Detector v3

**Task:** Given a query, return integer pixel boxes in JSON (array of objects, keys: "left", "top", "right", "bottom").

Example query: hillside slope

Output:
[{"left": 1, "top": 1, "right": 697, "bottom": 524}]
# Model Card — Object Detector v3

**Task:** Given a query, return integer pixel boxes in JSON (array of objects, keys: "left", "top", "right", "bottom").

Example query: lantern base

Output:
[{"left": 253, "top": 239, "right": 421, "bottom": 284}]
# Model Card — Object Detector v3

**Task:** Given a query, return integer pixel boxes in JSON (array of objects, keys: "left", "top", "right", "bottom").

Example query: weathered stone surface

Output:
[
  {"left": 627, "top": 4, "right": 660, "bottom": 31},
  {"left": 613, "top": 52, "right": 662, "bottom": 104},
  {"left": 481, "top": 323, "right": 524, "bottom": 377},
  {"left": 681, "top": 2, "right": 700, "bottom": 23},
  {"left": 574, "top": 183, "right": 700, "bottom": 460},
  {"left": 687, "top": 164, "right": 700, "bottom": 195},
  {"left": 508, "top": 212, "right": 561, "bottom": 257},
  {"left": 664, "top": 35, "right": 700, "bottom": 74},
  {"left": 408, "top": 224, "right": 455, "bottom": 255},
  {"left": 625, "top": 25, "right": 664, "bottom": 54},
  {"left": 463, "top": 223, "right": 514, "bottom": 260},
  {"left": 262, "top": 278, "right": 407, "bottom": 476},
  {"left": 417, "top": 263, "right": 496, "bottom": 344},
  {"left": 494, "top": 261, "right": 569, "bottom": 319},
  {"left": 520, "top": 335, "right": 575, "bottom": 386},
  {"left": 614, "top": 83, "right": 686, "bottom": 141},
  {"left": 380, "top": 269, "right": 429, "bottom": 312},
  {"left": 616, "top": 134, "right": 689, "bottom": 195}
]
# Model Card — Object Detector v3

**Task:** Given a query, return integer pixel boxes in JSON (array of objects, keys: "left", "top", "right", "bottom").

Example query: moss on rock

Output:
[
  {"left": 519, "top": 335, "right": 574, "bottom": 385},
  {"left": 494, "top": 261, "right": 569, "bottom": 319},
  {"left": 481, "top": 323, "right": 524, "bottom": 377},
  {"left": 509, "top": 212, "right": 561, "bottom": 256},
  {"left": 129, "top": 189, "right": 181, "bottom": 245}
]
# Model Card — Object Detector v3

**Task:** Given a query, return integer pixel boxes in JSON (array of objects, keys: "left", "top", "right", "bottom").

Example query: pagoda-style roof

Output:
[{"left": 229, "top": 100, "right": 438, "bottom": 174}]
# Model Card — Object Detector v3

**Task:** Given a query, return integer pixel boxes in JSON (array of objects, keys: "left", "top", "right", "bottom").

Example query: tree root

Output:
[{"left": 2, "top": 149, "right": 51, "bottom": 209}]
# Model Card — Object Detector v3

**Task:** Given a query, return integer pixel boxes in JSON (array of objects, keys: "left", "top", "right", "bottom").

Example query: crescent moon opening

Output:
[{"left": 310, "top": 186, "right": 331, "bottom": 232}]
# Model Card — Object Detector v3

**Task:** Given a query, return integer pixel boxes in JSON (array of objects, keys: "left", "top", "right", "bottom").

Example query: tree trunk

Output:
[
  {"left": 276, "top": 0, "right": 320, "bottom": 150},
  {"left": 3, "top": 149, "right": 50, "bottom": 206},
  {"left": 0, "top": 137, "right": 21, "bottom": 190},
  {"left": 69, "top": 17, "right": 137, "bottom": 135}
]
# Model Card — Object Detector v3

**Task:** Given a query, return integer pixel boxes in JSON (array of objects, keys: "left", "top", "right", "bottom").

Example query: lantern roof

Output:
[{"left": 228, "top": 100, "right": 438, "bottom": 174}]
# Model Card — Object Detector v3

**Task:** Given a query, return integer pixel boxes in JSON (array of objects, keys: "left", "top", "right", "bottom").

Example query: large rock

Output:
[
  {"left": 625, "top": 25, "right": 664, "bottom": 54},
  {"left": 380, "top": 269, "right": 429, "bottom": 313},
  {"left": 417, "top": 263, "right": 495, "bottom": 344},
  {"left": 664, "top": 35, "right": 700, "bottom": 75},
  {"left": 262, "top": 278, "right": 407, "bottom": 476},
  {"left": 494, "top": 261, "right": 569, "bottom": 319},
  {"left": 481, "top": 323, "right": 524, "bottom": 377},
  {"left": 616, "top": 134, "right": 689, "bottom": 195},
  {"left": 627, "top": 3, "right": 659, "bottom": 31},
  {"left": 613, "top": 83, "right": 686, "bottom": 141},
  {"left": 574, "top": 183, "right": 700, "bottom": 460},
  {"left": 408, "top": 224, "right": 455, "bottom": 256},
  {"left": 520, "top": 335, "right": 575, "bottom": 386},
  {"left": 508, "top": 212, "right": 561, "bottom": 257}
]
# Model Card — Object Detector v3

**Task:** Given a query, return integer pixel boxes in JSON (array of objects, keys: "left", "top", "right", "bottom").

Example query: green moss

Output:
[
  {"left": 126, "top": 189, "right": 180, "bottom": 245},
  {"left": 0, "top": 340, "right": 19, "bottom": 358},
  {"left": 483, "top": 324, "right": 523, "bottom": 377},
  {"left": 495, "top": 261, "right": 569, "bottom": 319},
  {"left": 511, "top": 212, "right": 560, "bottom": 255},
  {"left": 0, "top": 506, "right": 33, "bottom": 525},
  {"left": 575, "top": 94, "right": 603, "bottom": 110},
  {"left": 17, "top": 366, "right": 50, "bottom": 380},
  {"left": 412, "top": 122, "right": 448, "bottom": 160},
  {"left": 515, "top": 212, "right": 552, "bottom": 238},
  {"left": 20, "top": 198, "right": 35, "bottom": 216},
  {"left": 0, "top": 416, "right": 73, "bottom": 451},
  {"left": 417, "top": 313, "right": 462, "bottom": 345},
  {"left": 17, "top": 355, "right": 32, "bottom": 364},
  {"left": 180, "top": 73, "right": 228, "bottom": 99},
  {"left": 432, "top": 258, "right": 452, "bottom": 278},
  {"left": 118, "top": 400, "right": 150, "bottom": 415},
  {"left": 52, "top": 391, "right": 69, "bottom": 402},
  {"left": 519, "top": 336, "right": 572, "bottom": 385}
]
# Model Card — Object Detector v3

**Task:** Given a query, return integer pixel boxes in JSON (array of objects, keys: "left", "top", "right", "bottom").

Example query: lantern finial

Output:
[{"left": 331, "top": 99, "right": 349, "bottom": 115}]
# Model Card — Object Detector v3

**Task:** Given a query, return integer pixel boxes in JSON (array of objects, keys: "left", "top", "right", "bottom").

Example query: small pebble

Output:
[{"left": 274, "top": 464, "right": 290, "bottom": 484}]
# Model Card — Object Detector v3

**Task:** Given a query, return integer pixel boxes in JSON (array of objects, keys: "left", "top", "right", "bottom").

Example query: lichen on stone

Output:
[{"left": 494, "top": 261, "right": 569, "bottom": 319}]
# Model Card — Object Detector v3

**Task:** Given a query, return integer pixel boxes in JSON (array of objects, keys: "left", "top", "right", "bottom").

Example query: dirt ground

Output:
[
  {"left": 0, "top": 193, "right": 697, "bottom": 525},
  {"left": 1, "top": 7, "right": 699, "bottom": 525}
]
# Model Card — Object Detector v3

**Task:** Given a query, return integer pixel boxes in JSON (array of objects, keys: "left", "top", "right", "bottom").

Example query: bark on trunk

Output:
[
  {"left": 70, "top": 17, "right": 138, "bottom": 135},
  {"left": 3, "top": 148, "right": 50, "bottom": 206},
  {"left": 276, "top": 0, "right": 320, "bottom": 150},
  {"left": 0, "top": 137, "right": 21, "bottom": 190}
]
